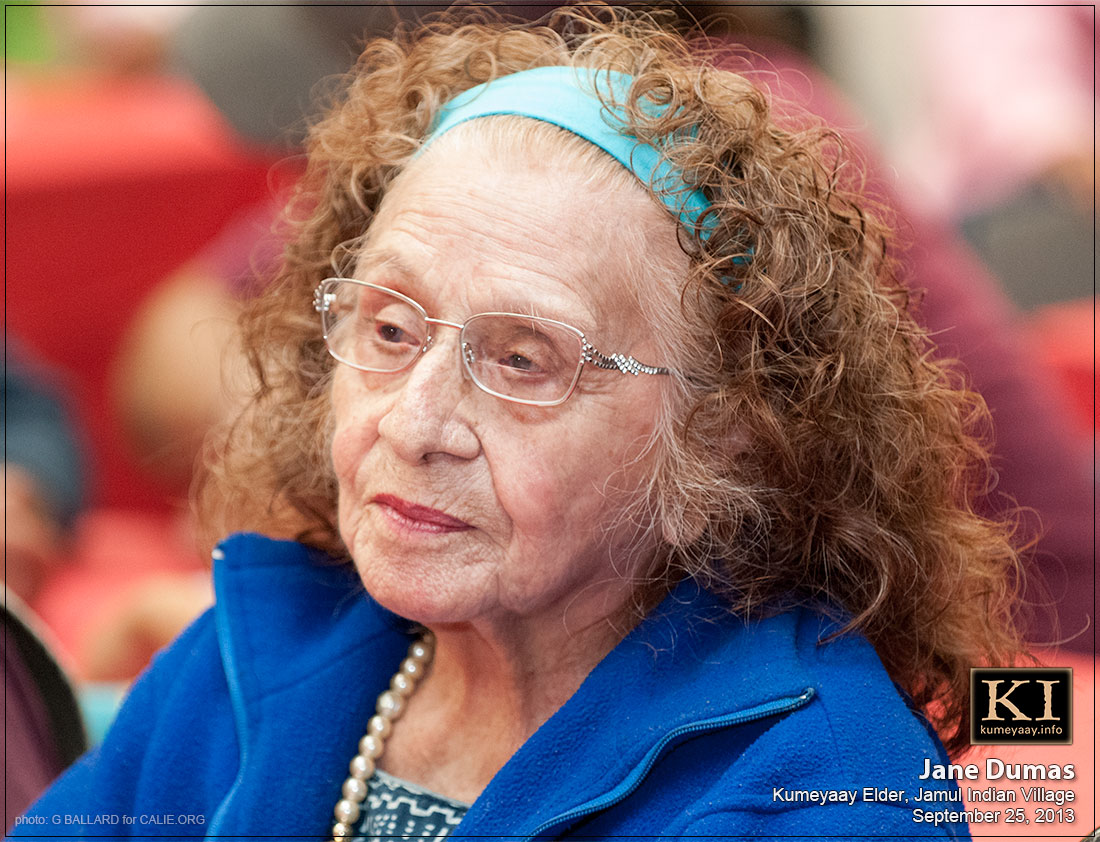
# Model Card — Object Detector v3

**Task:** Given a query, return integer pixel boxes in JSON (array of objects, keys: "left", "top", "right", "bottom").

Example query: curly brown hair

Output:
[{"left": 197, "top": 5, "right": 1024, "bottom": 754}]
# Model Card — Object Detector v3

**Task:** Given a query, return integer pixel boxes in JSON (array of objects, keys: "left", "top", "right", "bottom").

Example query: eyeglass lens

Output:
[{"left": 320, "top": 280, "right": 585, "bottom": 404}]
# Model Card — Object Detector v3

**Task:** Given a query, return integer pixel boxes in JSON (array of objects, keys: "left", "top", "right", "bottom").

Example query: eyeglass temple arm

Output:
[{"left": 581, "top": 341, "right": 671, "bottom": 377}]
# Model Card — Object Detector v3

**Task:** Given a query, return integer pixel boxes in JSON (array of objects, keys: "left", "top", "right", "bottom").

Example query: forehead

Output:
[{"left": 356, "top": 125, "right": 678, "bottom": 329}]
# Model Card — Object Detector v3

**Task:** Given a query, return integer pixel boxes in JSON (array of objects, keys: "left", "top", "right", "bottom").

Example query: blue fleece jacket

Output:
[{"left": 15, "top": 533, "right": 968, "bottom": 840}]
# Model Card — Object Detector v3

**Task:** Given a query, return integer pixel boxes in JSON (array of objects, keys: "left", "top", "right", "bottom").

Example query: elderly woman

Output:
[{"left": 16, "top": 8, "right": 1022, "bottom": 841}]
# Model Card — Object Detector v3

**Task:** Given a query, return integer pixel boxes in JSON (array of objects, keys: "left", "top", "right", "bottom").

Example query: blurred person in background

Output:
[
  {"left": 816, "top": 5, "right": 1093, "bottom": 312},
  {"left": 3, "top": 590, "right": 87, "bottom": 833},
  {"left": 3, "top": 343, "right": 89, "bottom": 830},
  {"left": 3, "top": 342, "right": 87, "bottom": 605},
  {"left": 2, "top": 344, "right": 212, "bottom": 683},
  {"left": 901, "top": 6, "right": 1093, "bottom": 223}
]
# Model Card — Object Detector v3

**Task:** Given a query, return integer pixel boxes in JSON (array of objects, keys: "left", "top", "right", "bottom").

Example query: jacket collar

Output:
[
  {"left": 457, "top": 578, "right": 815, "bottom": 838},
  {"left": 208, "top": 533, "right": 414, "bottom": 838},
  {"left": 209, "top": 533, "right": 815, "bottom": 839}
]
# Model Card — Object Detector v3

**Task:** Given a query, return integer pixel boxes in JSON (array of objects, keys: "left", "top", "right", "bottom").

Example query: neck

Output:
[
  {"left": 380, "top": 588, "right": 645, "bottom": 802},
  {"left": 433, "top": 617, "right": 621, "bottom": 730}
]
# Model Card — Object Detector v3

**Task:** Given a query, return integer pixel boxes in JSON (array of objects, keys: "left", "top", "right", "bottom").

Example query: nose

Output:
[{"left": 375, "top": 328, "right": 481, "bottom": 464}]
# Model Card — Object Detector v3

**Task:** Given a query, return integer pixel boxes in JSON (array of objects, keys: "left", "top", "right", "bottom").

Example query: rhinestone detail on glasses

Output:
[{"left": 582, "top": 342, "right": 667, "bottom": 376}]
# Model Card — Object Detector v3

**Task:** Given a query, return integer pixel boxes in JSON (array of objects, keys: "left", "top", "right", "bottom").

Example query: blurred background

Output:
[{"left": 3, "top": 1, "right": 1094, "bottom": 833}]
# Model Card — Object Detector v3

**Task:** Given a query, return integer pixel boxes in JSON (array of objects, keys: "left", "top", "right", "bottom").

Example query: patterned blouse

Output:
[{"left": 354, "top": 769, "right": 470, "bottom": 841}]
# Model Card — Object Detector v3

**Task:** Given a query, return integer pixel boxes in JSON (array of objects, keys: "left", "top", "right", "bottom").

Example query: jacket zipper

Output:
[
  {"left": 205, "top": 546, "right": 253, "bottom": 840},
  {"left": 522, "top": 686, "right": 816, "bottom": 841}
]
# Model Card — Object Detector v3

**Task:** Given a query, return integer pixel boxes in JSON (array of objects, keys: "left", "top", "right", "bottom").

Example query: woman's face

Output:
[{"left": 331, "top": 133, "right": 683, "bottom": 632}]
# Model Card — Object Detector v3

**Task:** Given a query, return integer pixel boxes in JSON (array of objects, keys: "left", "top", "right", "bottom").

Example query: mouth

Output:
[{"left": 371, "top": 494, "right": 473, "bottom": 533}]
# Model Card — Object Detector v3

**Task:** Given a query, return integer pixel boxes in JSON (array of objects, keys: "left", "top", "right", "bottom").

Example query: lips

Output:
[{"left": 372, "top": 494, "right": 472, "bottom": 532}]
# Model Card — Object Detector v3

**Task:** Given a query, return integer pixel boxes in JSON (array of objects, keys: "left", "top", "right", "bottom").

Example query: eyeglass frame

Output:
[{"left": 313, "top": 278, "right": 673, "bottom": 407}]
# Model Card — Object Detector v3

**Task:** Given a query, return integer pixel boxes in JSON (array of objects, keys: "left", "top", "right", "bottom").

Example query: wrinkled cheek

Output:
[
  {"left": 516, "top": 449, "right": 657, "bottom": 561},
  {"left": 330, "top": 413, "right": 376, "bottom": 541},
  {"left": 505, "top": 464, "right": 592, "bottom": 544},
  {"left": 330, "top": 422, "right": 359, "bottom": 488},
  {"left": 329, "top": 372, "right": 374, "bottom": 486},
  {"left": 336, "top": 492, "right": 366, "bottom": 555},
  {"left": 331, "top": 428, "right": 357, "bottom": 541}
]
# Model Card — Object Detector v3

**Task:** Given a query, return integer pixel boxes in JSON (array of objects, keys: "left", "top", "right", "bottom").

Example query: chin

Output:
[{"left": 352, "top": 553, "right": 486, "bottom": 627}]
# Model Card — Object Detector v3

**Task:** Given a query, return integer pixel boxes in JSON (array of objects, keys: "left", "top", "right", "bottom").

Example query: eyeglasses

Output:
[{"left": 313, "top": 278, "right": 672, "bottom": 407}]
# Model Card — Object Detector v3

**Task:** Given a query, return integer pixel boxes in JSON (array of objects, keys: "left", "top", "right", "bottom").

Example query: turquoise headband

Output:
[{"left": 424, "top": 65, "right": 717, "bottom": 240}]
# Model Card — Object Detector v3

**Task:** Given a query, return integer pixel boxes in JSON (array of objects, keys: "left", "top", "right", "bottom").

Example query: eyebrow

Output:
[
  {"left": 485, "top": 299, "right": 594, "bottom": 333},
  {"left": 354, "top": 248, "right": 417, "bottom": 281},
  {"left": 352, "top": 247, "right": 599, "bottom": 335}
]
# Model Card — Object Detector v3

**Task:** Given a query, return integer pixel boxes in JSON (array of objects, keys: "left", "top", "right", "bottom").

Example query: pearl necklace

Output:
[{"left": 329, "top": 633, "right": 435, "bottom": 841}]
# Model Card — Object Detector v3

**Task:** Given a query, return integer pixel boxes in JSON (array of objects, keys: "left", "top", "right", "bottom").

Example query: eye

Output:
[
  {"left": 362, "top": 301, "right": 423, "bottom": 353},
  {"left": 376, "top": 322, "right": 412, "bottom": 345},
  {"left": 501, "top": 352, "right": 540, "bottom": 372},
  {"left": 492, "top": 337, "right": 561, "bottom": 377},
  {"left": 463, "top": 314, "right": 581, "bottom": 398}
]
